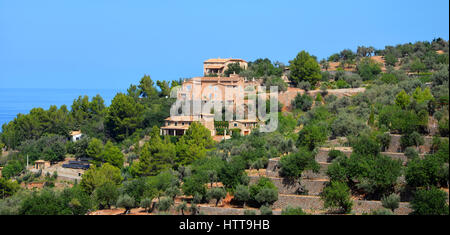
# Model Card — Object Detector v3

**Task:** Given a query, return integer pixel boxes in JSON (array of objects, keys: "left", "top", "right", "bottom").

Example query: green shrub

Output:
[
  {"left": 371, "top": 208, "right": 394, "bottom": 215},
  {"left": 320, "top": 181, "right": 353, "bottom": 214},
  {"left": 279, "top": 151, "right": 319, "bottom": 180},
  {"left": 281, "top": 206, "right": 308, "bottom": 215},
  {"left": 404, "top": 147, "right": 419, "bottom": 159},
  {"left": 140, "top": 198, "right": 153, "bottom": 212},
  {"left": 206, "top": 187, "right": 226, "bottom": 206},
  {"left": 376, "top": 132, "right": 391, "bottom": 152},
  {"left": 157, "top": 197, "right": 173, "bottom": 212},
  {"left": 234, "top": 185, "right": 250, "bottom": 207},
  {"left": 116, "top": 194, "right": 135, "bottom": 214},
  {"left": 438, "top": 118, "right": 449, "bottom": 137},
  {"left": 328, "top": 150, "right": 346, "bottom": 162},
  {"left": 381, "top": 193, "right": 400, "bottom": 212},
  {"left": 244, "top": 209, "right": 257, "bottom": 215},
  {"left": 410, "top": 188, "right": 449, "bottom": 215},
  {"left": 255, "top": 188, "right": 278, "bottom": 206},
  {"left": 249, "top": 177, "right": 278, "bottom": 207},
  {"left": 292, "top": 93, "right": 313, "bottom": 111},
  {"left": 335, "top": 79, "right": 350, "bottom": 89},
  {"left": 259, "top": 205, "right": 273, "bottom": 215}
]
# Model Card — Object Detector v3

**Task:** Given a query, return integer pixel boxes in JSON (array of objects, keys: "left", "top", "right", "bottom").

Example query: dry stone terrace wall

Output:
[
  {"left": 266, "top": 158, "right": 330, "bottom": 179},
  {"left": 315, "top": 148, "right": 352, "bottom": 162},
  {"left": 249, "top": 176, "right": 327, "bottom": 196},
  {"left": 198, "top": 206, "right": 281, "bottom": 215},
  {"left": 386, "top": 134, "right": 439, "bottom": 154},
  {"left": 272, "top": 195, "right": 412, "bottom": 215},
  {"left": 278, "top": 87, "right": 366, "bottom": 111}
]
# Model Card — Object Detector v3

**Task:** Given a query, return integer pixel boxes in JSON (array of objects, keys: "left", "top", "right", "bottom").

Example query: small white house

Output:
[{"left": 70, "top": 130, "right": 83, "bottom": 142}]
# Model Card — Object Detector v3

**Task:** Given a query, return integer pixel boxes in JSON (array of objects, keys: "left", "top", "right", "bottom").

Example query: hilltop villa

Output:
[{"left": 161, "top": 58, "right": 261, "bottom": 137}]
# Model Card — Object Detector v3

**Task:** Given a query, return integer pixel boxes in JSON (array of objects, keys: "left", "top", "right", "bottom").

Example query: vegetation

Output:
[
  {"left": 410, "top": 188, "right": 449, "bottom": 215},
  {"left": 0, "top": 38, "right": 448, "bottom": 215},
  {"left": 321, "top": 181, "right": 353, "bottom": 214}
]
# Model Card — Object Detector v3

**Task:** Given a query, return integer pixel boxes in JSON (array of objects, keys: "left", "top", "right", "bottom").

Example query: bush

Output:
[
  {"left": 116, "top": 194, "right": 135, "bottom": 214},
  {"left": 19, "top": 187, "right": 93, "bottom": 215},
  {"left": 331, "top": 113, "right": 367, "bottom": 138},
  {"left": 404, "top": 147, "right": 419, "bottom": 159},
  {"left": 259, "top": 205, "right": 273, "bottom": 215},
  {"left": 292, "top": 93, "right": 313, "bottom": 111},
  {"left": 315, "top": 93, "right": 323, "bottom": 103},
  {"left": 182, "top": 175, "right": 207, "bottom": 198},
  {"left": 255, "top": 188, "right": 278, "bottom": 206},
  {"left": 297, "top": 124, "right": 328, "bottom": 151},
  {"left": 357, "top": 58, "right": 382, "bottom": 81},
  {"left": 400, "top": 132, "right": 424, "bottom": 149},
  {"left": 380, "top": 73, "right": 398, "bottom": 84},
  {"left": 410, "top": 188, "right": 449, "bottom": 215},
  {"left": 244, "top": 209, "right": 257, "bottom": 215},
  {"left": 326, "top": 161, "right": 348, "bottom": 182},
  {"left": 157, "top": 197, "right": 173, "bottom": 212},
  {"left": 234, "top": 185, "right": 250, "bottom": 207},
  {"left": 249, "top": 177, "right": 278, "bottom": 207},
  {"left": 328, "top": 150, "right": 346, "bottom": 162},
  {"left": 376, "top": 132, "right": 391, "bottom": 152},
  {"left": 381, "top": 194, "right": 400, "bottom": 212},
  {"left": 279, "top": 151, "right": 319, "bottom": 181},
  {"left": 297, "top": 81, "right": 312, "bottom": 91},
  {"left": 175, "top": 201, "right": 188, "bottom": 215},
  {"left": 321, "top": 181, "right": 353, "bottom": 214},
  {"left": 438, "top": 118, "right": 449, "bottom": 137},
  {"left": 350, "top": 154, "right": 402, "bottom": 198},
  {"left": 335, "top": 79, "right": 350, "bottom": 89},
  {"left": 371, "top": 208, "right": 394, "bottom": 215},
  {"left": 281, "top": 206, "right": 308, "bottom": 215},
  {"left": 93, "top": 182, "right": 119, "bottom": 209},
  {"left": 140, "top": 198, "right": 153, "bottom": 212},
  {"left": 0, "top": 178, "right": 20, "bottom": 198},
  {"left": 1, "top": 160, "right": 24, "bottom": 179},
  {"left": 405, "top": 154, "right": 446, "bottom": 188},
  {"left": 206, "top": 187, "right": 226, "bottom": 206},
  {"left": 350, "top": 134, "right": 381, "bottom": 156}
]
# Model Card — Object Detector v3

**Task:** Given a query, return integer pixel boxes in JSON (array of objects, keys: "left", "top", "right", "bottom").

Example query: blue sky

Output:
[{"left": 0, "top": 0, "right": 449, "bottom": 89}]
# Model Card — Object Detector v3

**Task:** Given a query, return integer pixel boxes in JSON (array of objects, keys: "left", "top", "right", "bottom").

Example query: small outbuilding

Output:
[
  {"left": 34, "top": 160, "right": 50, "bottom": 170},
  {"left": 70, "top": 130, "right": 83, "bottom": 142}
]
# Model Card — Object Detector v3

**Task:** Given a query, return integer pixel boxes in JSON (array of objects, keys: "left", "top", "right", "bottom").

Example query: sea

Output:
[{"left": 0, "top": 88, "right": 124, "bottom": 131}]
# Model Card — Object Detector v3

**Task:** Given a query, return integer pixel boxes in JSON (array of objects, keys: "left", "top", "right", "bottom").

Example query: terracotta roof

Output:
[
  {"left": 204, "top": 64, "right": 225, "bottom": 69},
  {"left": 165, "top": 114, "right": 214, "bottom": 121},
  {"left": 235, "top": 119, "right": 259, "bottom": 123},
  {"left": 165, "top": 116, "right": 194, "bottom": 121},
  {"left": 204, "top": 58, "right": 247, "bottom": 63},
  {"left": 185, "top": 76, "right": 243, "bottom": 83},
  {"left": 70, "top": 130, "right": 82, "bottom": 136},
  {"left": 161, "top": 125, "right": 190, "bottom": 130}
]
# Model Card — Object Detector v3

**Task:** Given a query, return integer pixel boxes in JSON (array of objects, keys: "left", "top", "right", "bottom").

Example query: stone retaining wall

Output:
[
  {"left": 266, "top": 158, "right": 329, "bottom": 179},
  {"left": 315, "top": 148, "right": 352, "bottom": 162},
  {"left": 198, "top": 206, "right": 281, "bottom": 215},
  {"left": 386, "top": 134, "right": 438, "bottom": 153},
  {"left": 249, "top": 176, "right": 328, "bottom": 195},
  {"left": 273, "top": 194, "right": 412, "bottom": 215}
]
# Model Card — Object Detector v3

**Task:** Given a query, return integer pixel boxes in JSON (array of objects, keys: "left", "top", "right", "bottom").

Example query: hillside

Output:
[{"left": 0, "top": 38, "right": 449, "bottom": 215}]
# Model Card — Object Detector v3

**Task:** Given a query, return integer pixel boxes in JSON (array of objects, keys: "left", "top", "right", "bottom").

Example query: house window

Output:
[{"left": 234, "top": 123, "right": 238, "bottom": 127}]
